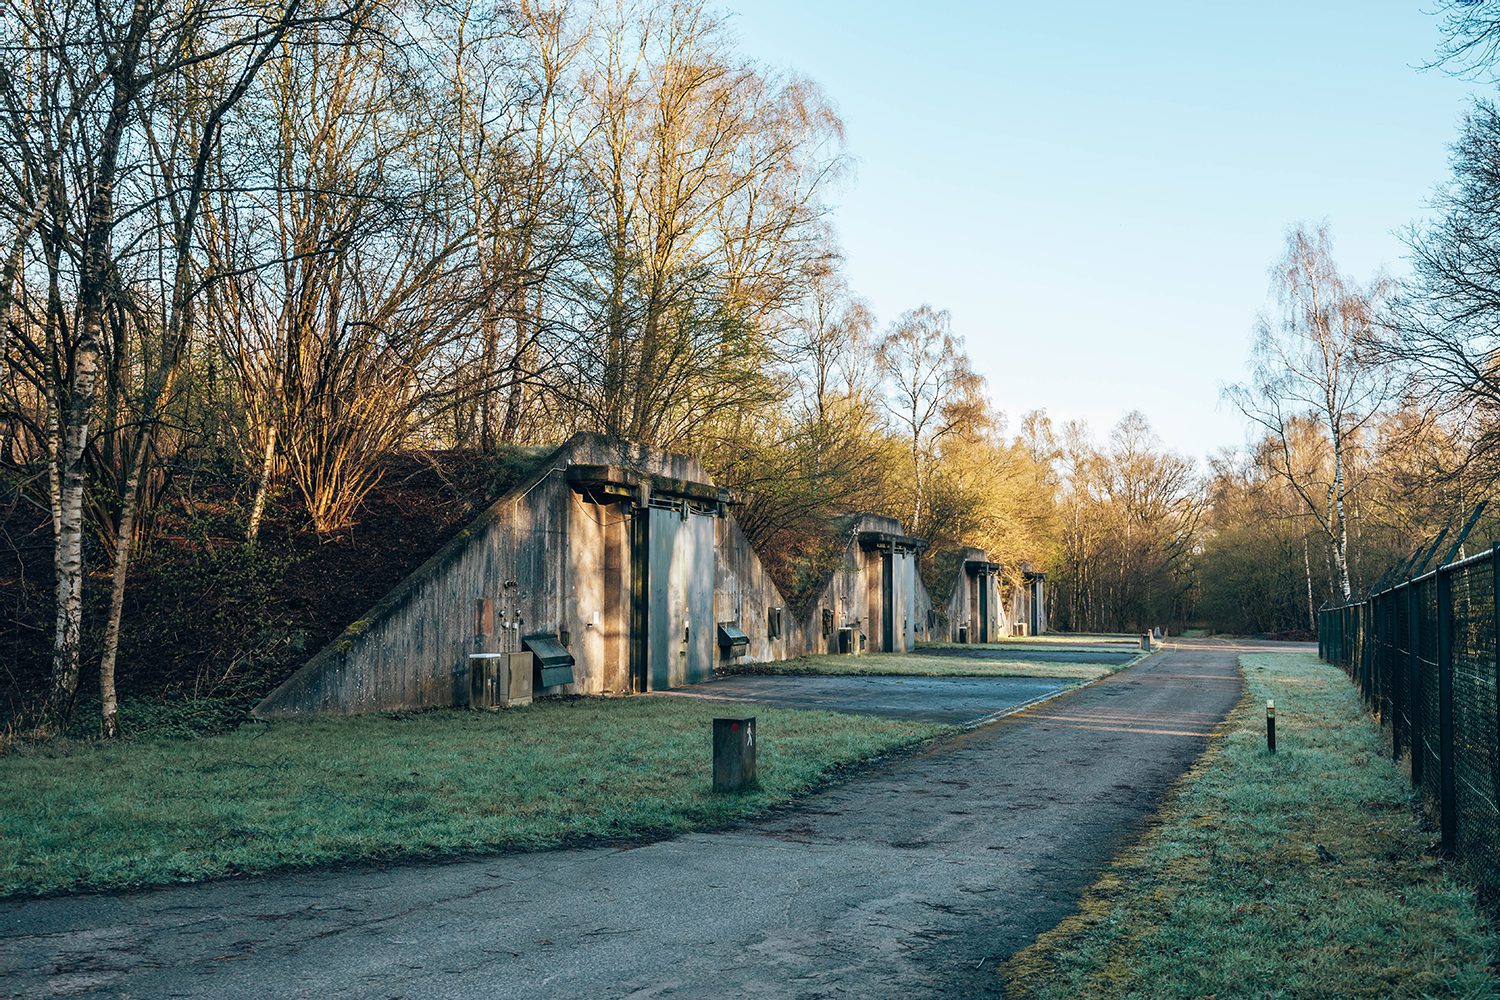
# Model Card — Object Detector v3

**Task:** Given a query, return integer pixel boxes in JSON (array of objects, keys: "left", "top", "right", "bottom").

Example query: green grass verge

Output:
[
  {"left": 724, "top": 650, "right": 1116, "bottom": 681},
  {"left": 1001, "top": 651, "right": 1498, "bottom": 999},
  {"left": 1, "top": 698, "right": 951, "bottom": 898}
]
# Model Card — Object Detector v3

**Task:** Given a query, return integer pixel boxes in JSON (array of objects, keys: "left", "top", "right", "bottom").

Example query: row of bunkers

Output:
[{"left": 255, "top": 434, "right": 1048, "bottom": 717}]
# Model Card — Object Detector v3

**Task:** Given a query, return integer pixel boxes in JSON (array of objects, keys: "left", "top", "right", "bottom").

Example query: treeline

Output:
[
  {"left": 15, "top": 1, "right": 1500, "bottom": 741},
  {"left": 0, "top": 0, "right": 1058, "bottom": 737}
]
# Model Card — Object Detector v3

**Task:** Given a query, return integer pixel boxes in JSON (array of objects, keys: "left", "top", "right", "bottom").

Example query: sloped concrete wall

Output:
[
  {"left": 713, "top": 516, "right": 792, "bottom": 665},
  {"left": 255, "top": 435, "right": 722, "bottom": 717},
  {"left": 253, "top": 436, "right": 954, "bottom": 719}
]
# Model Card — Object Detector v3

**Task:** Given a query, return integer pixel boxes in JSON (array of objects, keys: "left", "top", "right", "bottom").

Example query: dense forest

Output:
[{"left": 4, "top": 0, "right": 1500, "bottom": 740}]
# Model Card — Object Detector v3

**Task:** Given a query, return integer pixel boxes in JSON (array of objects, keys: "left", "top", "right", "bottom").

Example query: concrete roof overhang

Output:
[{"left": 566, "top": 464, "right": 734, "bottom": 508}]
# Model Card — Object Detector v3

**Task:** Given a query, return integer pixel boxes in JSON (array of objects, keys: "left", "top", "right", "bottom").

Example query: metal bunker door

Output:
[
  {"left": 881, "top": 551, "right": 895, "bottom": 652},
  {"left": 645, "top": 503, "right": 716, "bottom": 689},
  {"left": 978, "top": 572, "right": 989, "bottom": 643}
]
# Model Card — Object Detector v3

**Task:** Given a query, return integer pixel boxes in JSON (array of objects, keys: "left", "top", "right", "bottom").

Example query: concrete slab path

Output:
[
  {"left": 0, "top": 638, "right": 1308, "bottom": 999},
  {"left": 915, "top": 645, "right": 1139, "bottom": 665},
  {"left": 655, "top": 673, "right": 1072, "bottom": 725}
]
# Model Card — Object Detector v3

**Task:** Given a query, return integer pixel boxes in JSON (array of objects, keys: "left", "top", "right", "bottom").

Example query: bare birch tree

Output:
[
  {"left": 1227, "top": 223, "right": 1391, "bottom": 601},
  {"left": 875, "top": 305, "right": 982, "bottom": 535},
  {"left": 0, "top": 0, "right": 324, "bottom": 731}
]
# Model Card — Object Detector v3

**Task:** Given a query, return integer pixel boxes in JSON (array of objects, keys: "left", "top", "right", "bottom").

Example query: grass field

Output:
[
  {"left": 724, "top": 650, "right": 1122, "bottom": 681},
  {"left": 1001, "top": 651, "right": 1498, "bottom": 998},
  {"left": 0, "top": 698, "right": 951, "bottom": 898}
]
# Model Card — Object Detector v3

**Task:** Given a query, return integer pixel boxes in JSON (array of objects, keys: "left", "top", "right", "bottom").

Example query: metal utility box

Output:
[
  {"left": 717, "top": 622, "right": 750, "bottom": 657},
  {"left": 957, "top": 624, "right": 969, "bottom": 644},
  {"left": 838, "top": 626, "right": 855, "bottom": 654},
  {"left": 469, "top": 652, "right": 533, "bottom": 709},
  {"left": 522, "top": 633, "right": 575, "bottom": 688},
  {"left": 767, "top": 606, "right": 783, "bottom": 639}
]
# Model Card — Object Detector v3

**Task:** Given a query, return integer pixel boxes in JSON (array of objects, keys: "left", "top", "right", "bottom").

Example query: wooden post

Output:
[
  {"left": 1266, "top": 699, "right": 1276, "bottom": 753},
  {"left": 713, "top": 717, "right": 757, "bottom": 792}
]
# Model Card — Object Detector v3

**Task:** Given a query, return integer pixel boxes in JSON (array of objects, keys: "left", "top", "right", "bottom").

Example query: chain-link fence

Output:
[{"left": 1319, "top": 544, "right": 1500, "bottom": 898}]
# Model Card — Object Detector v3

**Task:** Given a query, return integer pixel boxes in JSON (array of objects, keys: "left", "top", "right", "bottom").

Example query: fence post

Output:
[
  {"left": 1362, "top": 602, "right": 1373, "bottom": 701},
  {"left": 1408, "top": 582, "right": 1423, "bottom": 787},
  {"left": 1436, "top": 565, "right": 1457, "bottom": 856},
  {"left": 1350, "top": 605, "right": 1362, "bottom": 668},
  {"left": 1391, "top": 588, "right": 1403, "bottom": 761},
  {"left": 1391, "top": 603, "right": 1401, "bottom": 759},
  {"left": 1494, "top": 546, "right": 1500, "bottom": 803},
  {"left": 1382, "top": 593, "right": 1393, "bottom": 726}
]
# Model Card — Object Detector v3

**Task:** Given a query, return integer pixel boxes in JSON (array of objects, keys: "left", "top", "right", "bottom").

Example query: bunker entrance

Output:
[
  {"left": 569, "top": 463, "right": 727, "bottom": 696},
  {"left": 627, "top": 502, "right": 718, "bottom": 693},
  {"left": 881, "top": 551, "right": 895, "bottom": 652},
  {"left": 644, "top": 503, "right": 716, "bottom": 690}
]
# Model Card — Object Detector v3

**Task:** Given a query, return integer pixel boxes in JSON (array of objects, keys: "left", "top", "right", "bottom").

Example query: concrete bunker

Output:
[
  {"left": 783, "top": 514, "right": 927, "bottom": 657},
  {"left": 925, "top": 546, "right": 1004, "bottom": 643},
  {"left": 254, "top": 434, "right": 791, "bottom": 717},
  {"left": 1008, "top": 567, "right": 1048, "bottom": 637}
]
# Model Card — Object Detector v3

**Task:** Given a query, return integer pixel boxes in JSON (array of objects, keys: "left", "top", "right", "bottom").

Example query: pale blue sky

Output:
[{"left": 727, "top": 1, "right": 1487, "bottom": 461}]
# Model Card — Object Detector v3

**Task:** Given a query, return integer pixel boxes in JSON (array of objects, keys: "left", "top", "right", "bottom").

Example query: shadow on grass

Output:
[{"left": 1, "top": 698, "right": 954, "bottom": 899}]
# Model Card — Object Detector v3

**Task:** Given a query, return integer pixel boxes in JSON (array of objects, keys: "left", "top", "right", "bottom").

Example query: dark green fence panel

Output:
[{"left": 1318, "top": 546, "right": 1499, "bottom": 896}]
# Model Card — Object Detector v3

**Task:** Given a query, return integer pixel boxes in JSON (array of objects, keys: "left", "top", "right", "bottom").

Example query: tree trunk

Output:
[
  {"left": 98, "top": 441, "right": 148, "bottom": 739},
  {"left": 1330, "top": 441, "right": 1352, "bottom": 600},
  {"left": 246, "top": 421, "right": 278, "bottom": 544},
  {"left": 45, "top": 1, "right": 147, "bottom": 729},
  {"left": 479, "top": 300, "right": 501, "bottom": 451},
  {"left": 1303, "top": 532, "right": 1316, "bottom": 630},
  {"left": 500, "top": 290, "right": 531, "bottom": 444}
]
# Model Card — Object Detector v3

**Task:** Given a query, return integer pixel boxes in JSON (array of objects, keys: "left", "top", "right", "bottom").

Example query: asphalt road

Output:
[
  {"left": 654, "top": 673, "right": 1072, "bottom": 724},
  {"left": 1, "top": 638, "right": 1304, "bottom": 999}
]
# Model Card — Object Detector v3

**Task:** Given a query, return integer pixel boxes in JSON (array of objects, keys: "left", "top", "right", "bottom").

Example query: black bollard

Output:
[
  {"left": 713, "top": 717, "right": 757, "bottom": 791},
  {"left": 1266, "top": 699, "right": 1276, "bottom": 753}
]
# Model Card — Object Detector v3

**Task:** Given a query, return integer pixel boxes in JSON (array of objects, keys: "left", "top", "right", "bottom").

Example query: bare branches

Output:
[{"left": 1226, "top": 223, "right": 1390, "bottom": 600}]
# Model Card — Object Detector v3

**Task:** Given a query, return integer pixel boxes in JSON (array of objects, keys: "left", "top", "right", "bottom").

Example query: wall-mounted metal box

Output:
[
  {"left": 767, "top": 606, "right": 783, "bottom": 639},
  {"left": 470, "top": 652, "right": 533, "bottom": 709},
  {"left": 717, "top": 622, "right": 750, "bottom": 656},
  {"left": 521, "top": 633, "right": 575, "bottom": 688},
  {"left": 838, "top": 626, "right": 855, "bottom": 654},
  {"left": 957, "top": 624, "right": 969, "bottom": 644}
]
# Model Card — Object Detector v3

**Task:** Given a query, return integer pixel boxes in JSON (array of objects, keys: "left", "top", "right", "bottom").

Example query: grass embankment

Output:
[
  {"left": 1, "top": 698, "right": 950, "bottom": 898},
  {"left": 1002, "top": 651, "right": 1498, "bottom": 999},
  {"left": 725, "top": 648, "right": 1131, "bottom": 682}
]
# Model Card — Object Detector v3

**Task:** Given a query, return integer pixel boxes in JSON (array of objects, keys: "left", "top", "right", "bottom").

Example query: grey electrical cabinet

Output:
[{"left": 469, "top": 652, "right": 534, "bottom": 709}]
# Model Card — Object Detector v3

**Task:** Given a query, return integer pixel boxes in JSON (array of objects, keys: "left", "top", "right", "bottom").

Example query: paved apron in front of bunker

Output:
[
  {"left": 655, "top": 673, "right": 1071, "bottom": 724},
  {"left": 916, "top": 645, "right": 1138, "bottom": 665}
]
